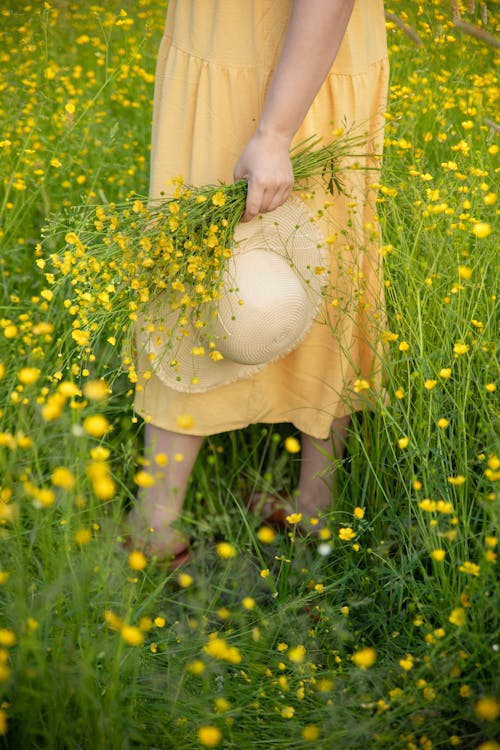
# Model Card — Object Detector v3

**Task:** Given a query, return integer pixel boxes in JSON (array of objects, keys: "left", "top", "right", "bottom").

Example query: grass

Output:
[{"left": 0, "top": 1, "right": 499, "bottom": 749}]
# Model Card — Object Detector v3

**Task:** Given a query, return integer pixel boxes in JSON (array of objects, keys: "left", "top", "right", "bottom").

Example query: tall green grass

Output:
[{"left": 0, "top": 2, "right": 498, "bottom": 749}]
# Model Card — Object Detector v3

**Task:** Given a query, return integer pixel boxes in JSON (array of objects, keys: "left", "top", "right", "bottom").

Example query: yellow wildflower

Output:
[
  {"left": 216, "top": 542, "right": 237, "bottom": 559},
  {"left": 459, "top": 561, "right": 480, "bottom": 576},
  {"left": 58, "top": 381, "right": 80, "bottom": 397},
  {"left": 431, "top": 549, "right": 446, "bottom": 562},
  {"left": 0, "top": 630, "right": 16, "bottom": 647},
  {"left": 83, "top": 380, "right": 109, "bottom": 401},
  {"left": 71, "top": 329, "right": 90, "bottom": 347},
  {"left": 353, "top": 378, "right": 371, "bottom": 392},
  {"left": 120, "top": 626, "right": 144, "bottom": 647},
  {"left": 284, "top": 436, "right": 301, "bottom": 453},
  {"left": 74, "top": 528, "right": 92, "bottom": 545},
  {"left": 288, "top": 645, "right": 306, "bottom": 664},
  {"left": 302, "top": 725, "right": 320, "bottom": 741},
  {"left": 211, "top": 191, "right": 226, "bottom": 207},
  {"left": 3, "top": 325, "right": 17, "bottom": 339},
  {"left": 83, "top": 415, "right": 110, "bottom": 438},
  {"left": 214, "top": 697, "right": 230, "bottom": 713},
  {"left": 197, "top": 726, "right": 222, "bottom": 747},
  {"left": 257, "top": 526, "right": 276, "bottom": 544},
  {"left": 447, "top": 475, "right": 465, "bottom": 486},
  {"left": 203, "top": 635, "right": 242, "bottom": 664},
  {"left": 436, "top": 500, "right": 454, "bottom": 513},
  {"left": 128, "top": 551, "right": 148, "bottom": 571},
  {"left": 104, "top": 610, "right": 123, "bottom": 631},
  {"left": 31, "top": 487, "right": 56, "bottom": 509},
  {"left": 51, "top": 467, "right": 75, "bottom": 489},
  {"left": 399, "top": 655, "right": 414, "bottom": 671},
  {"left": 133, "top": 471, "right": 155, "bottom": 488},
  {"left": 176, "top": 414, "right": 194, "bottom": 430},
  {"left": 472, "top": 222, "right": 491, "bottom": 239},
  {"left": 338, "top": 527, "right": 356, "bottom": 541},
  {"left": 18, "top": 367, "right": 41, "bottom": 385},
  {"left": 187, "top": 659, "right": 205, "bottom": 675},
  {"left": 458, "top": 266, "right": 472, "bottom": 280},
  {"left": 316, "top": 678, "right": 334, "bottom": 692},
  {"left": 474, "top": 698, "right": 500, "bottom": 722},
  {"left": 352, "top": 646, "right": 376, "bottom": 669},
  {"left": 449, "top": 608, "right": 466, "bottom": 626}
]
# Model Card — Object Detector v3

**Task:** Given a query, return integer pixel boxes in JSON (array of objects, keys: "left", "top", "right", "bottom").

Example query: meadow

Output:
[{"left": 0, "top": 1, "right": 499, "bottom": 748}]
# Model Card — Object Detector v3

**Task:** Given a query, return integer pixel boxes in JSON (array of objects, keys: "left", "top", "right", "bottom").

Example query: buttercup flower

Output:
[
  {"left": 216, "top": 542, "right": 237, "bottom": 559},
  {"left": 257, "top": 526, "right": 276, "bottom": 544},
  {"left": 197, "top": 726, "right": 222, "bottom": 747},
  {"left": 284, "top": 436, "right": 301, "bottom": 453},
  {"left": 83, "top": 415, "right": 110, "bottom": 438},
  {"left": 352, "top": 647, "right": 376, "bottom": 669},
  {"left": 128, "top": 551, "right": 148, "bottom": 571},
  {"left": 120, "top": 625, "right": 144, "bottom": 647}
]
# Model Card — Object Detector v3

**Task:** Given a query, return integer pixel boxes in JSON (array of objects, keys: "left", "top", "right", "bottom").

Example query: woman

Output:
[{"left": 131, "top": 0, "right": 389, "bottom": 563}]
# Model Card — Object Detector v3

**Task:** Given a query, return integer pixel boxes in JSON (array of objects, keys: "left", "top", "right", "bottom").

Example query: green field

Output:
[{"left": 0, "top": 2, "right": 499, "bottom": 748}]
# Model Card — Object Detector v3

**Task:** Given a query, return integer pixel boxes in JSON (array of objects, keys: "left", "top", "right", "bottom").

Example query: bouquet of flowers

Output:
[{"left": 41, "top": 131, "right": 370, "bottom": 379}]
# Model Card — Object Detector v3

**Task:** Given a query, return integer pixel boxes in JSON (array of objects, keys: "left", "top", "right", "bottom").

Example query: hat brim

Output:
[{"left": 136, "top": 198, "right": 328, "bottom": 393}]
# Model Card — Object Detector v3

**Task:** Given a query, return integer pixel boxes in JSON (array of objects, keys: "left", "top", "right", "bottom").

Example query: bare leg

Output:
[
  {"left": 297, "top": 414, "right": 350, "bottom": 517},
  {"left": 127, "top": 423, "right": 203, "bottom": 558}
]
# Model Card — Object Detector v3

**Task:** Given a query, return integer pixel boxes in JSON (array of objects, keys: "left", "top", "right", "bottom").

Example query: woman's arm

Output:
[{"left": 234, "top": 0, "right": 355, "bottom": 221}]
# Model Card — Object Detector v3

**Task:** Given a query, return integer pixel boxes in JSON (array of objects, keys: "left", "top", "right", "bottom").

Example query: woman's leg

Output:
[
  {"left": 297, "top": 414, "right": 350, "bottom": 517},
  {"left": 127, "top": 423, "right": 203, "bottom": 558}
]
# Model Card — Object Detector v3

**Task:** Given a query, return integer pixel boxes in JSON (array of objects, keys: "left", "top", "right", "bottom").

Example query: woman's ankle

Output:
[{"left": 125, "top": 495, "right": 188, "bottom": 558}]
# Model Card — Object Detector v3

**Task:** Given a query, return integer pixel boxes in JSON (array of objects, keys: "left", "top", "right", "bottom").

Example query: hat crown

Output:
[{"left": 214, "top": 249, "right": 309, "bottom": 365}]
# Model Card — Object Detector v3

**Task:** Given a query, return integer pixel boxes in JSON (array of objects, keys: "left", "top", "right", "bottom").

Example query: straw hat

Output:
[{"left": 137, "top": 198, "right": 328, "bottom": 393}]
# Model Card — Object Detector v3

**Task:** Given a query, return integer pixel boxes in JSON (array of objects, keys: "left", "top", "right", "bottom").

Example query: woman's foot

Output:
[{"left": 123, "top": 505, "right": 190, "bottom": 563}]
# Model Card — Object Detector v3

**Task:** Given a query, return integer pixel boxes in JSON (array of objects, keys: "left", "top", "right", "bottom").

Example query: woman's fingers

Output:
[
  {"left": 240, "top": 174, "right": 294, "bottom": 222},
  {"left": 266, "top": 183, "right": 293, "bottom": 213}
]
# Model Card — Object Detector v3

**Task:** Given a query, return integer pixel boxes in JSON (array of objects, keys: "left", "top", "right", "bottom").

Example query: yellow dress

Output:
[{"left": 134, "top": 0, "right": 389, "bottom": 440}]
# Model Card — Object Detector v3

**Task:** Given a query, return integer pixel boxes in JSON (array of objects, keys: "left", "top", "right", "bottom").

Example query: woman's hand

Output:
[{"left": 233, "top": 130, "right": 294, "bottom": 222}]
